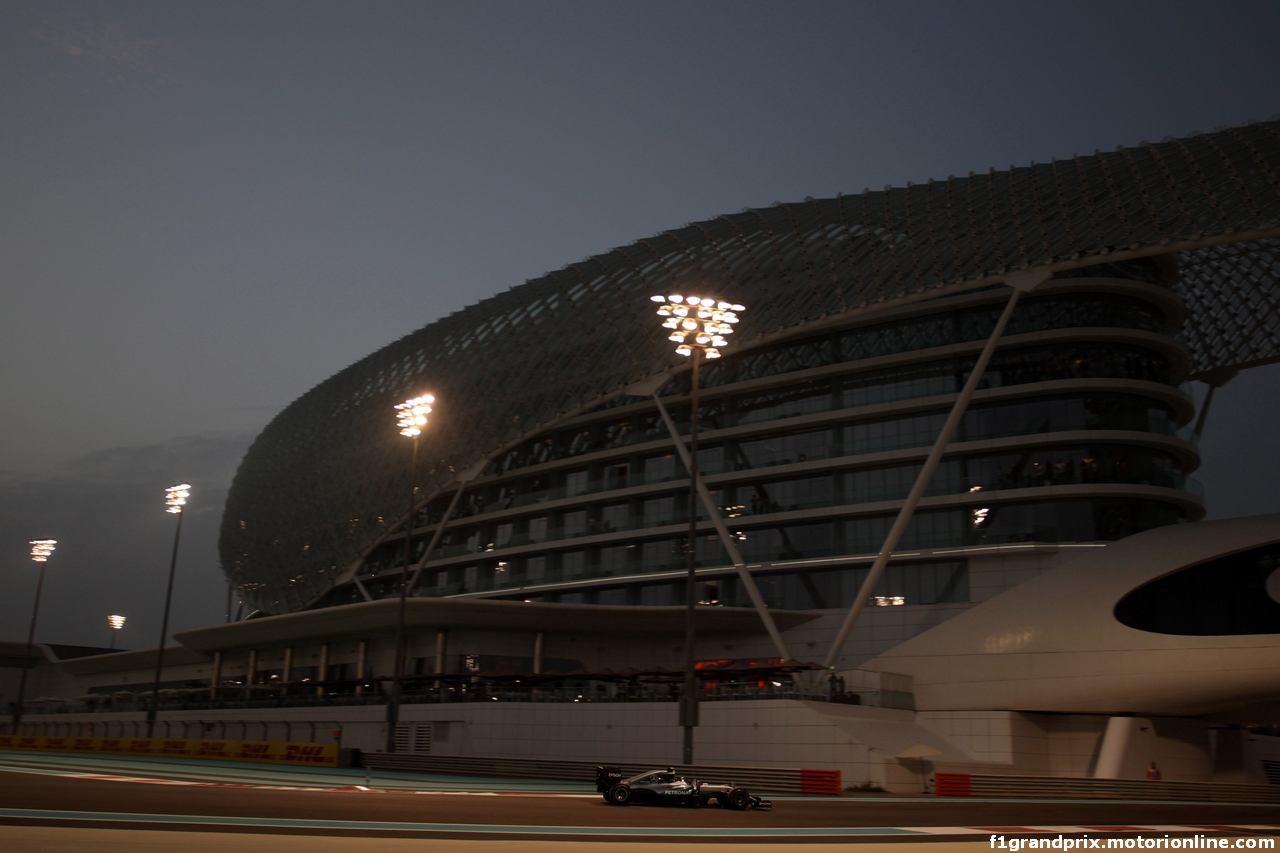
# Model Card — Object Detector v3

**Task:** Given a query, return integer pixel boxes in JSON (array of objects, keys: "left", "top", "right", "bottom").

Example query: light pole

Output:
[
  {"left": 650, "top": 293, "right": 743, "bottom": 764},
  {"left": 146, "top": 483, "right": 190, "bottom": 737},
  {"left": 386, "top": 394, "right": 434, "bottom": 753},
  {"left": 108, "top": 614, "right": 126, "bottom": 650},
  {"left": 13, "top": 538, "right": 56, "bottom": 728}
]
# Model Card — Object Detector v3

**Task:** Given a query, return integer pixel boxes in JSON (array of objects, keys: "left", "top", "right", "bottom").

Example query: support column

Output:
[
  {"left": 209, "top": 651, "right": 222, "bottom": 701},
  {"left": 282, "top": 646, "right": 294, "bottom": 684},
  {"left": 317, "top": 643, "right": 329, "bottom": 697},
  {"left": 1095, "top": 716, "right": 1156, "bottom": 779},
  {"left": 355, "top": 639, "right": 368, "bottom": 696},
  {"left": 823, "top": 272, "right": 1047, "bottom": 669},
  {"left": 433, "top": 629, "right": 447, "bottom": 688},
  {"left": 244, "top": 649, "right": 258, "bottom": 699},
  {"left": 531, "top": 630, "right": 544, "bottom": 703}
]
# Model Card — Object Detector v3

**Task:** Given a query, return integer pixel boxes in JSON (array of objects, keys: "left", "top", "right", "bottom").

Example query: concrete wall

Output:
[
  {"left": 1204, "top": 726, "right": 1280, "bottom": 785},
  {"left": 20, "top": 699, "right": 921, "bottom": 788},
  {"left": 917, "top": 711, "right": 1219, "bottom": 782},
  {"left": 866, "top": 516, "right": 1280, "bottom": 717},
  {"left": 919, "top": 711, "right": 1107, "bottom": 776},
  {"left": 0, "top": 654, "right": 81, "bottom": 712},
  {"left": 18, "top": 702, "right": 1268, "bottom": 789}
]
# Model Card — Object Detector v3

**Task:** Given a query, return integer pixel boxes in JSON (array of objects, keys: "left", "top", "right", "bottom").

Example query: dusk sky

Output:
[{"left": 3, "top": 0, "right": 1279, "bottom": 651}]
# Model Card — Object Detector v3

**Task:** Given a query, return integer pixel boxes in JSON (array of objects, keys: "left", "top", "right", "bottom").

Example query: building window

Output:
[
  {"left": 641, "top": 540, "right": 679, "bottom": 572},
  {"left": 735, "top": 429, "right": 832, "bottom": 469},
  {"left": 639, "top": 583, "right": 676, "bottom": 606},
  {"left": 560, "top": 551, "right": 585, "bottom": 580},
  {"left": 600, "top": 503, "right": 629, "bottom": 532},
  {"left": 600, "top": 545, "right": 632, "bottom": 576},
  {"left": 644, "top": 454, "right": 677, "bottom": 483},
  {"left": 563, "top": 509, "right": 588, "bottom": 537},
  {"left": 604, "top": 463, "right": 629, "bottom": 490},
  {"left": 643, "top": 496, "right": 677, "bottom": 527},
  {"left": 564, "top": 469, "right": 589, "bottom": 496},
  {"left": 525, "top": 556, "right": 546, "bottom": 584},
  {"left": 597, "top": 587, "right": 628, "bottom": 605}
]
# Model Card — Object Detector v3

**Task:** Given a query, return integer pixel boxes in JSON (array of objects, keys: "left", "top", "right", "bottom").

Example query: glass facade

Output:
[{"left": 318, "top": 277, "right": 1202, "bottom": 614}]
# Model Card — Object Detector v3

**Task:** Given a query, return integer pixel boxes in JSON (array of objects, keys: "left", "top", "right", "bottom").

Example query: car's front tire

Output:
[
  {"left": 607, "top": 784, "right": 632, "bottom": 805},
  {"left": 726, "top": 787, "right": 751, "bottom": 810}
]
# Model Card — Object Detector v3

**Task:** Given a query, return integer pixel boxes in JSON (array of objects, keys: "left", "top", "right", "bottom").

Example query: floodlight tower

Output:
[
  {"left": 13, "top": 538, "right": 57, "bottom": 727},
  {"left": 108, "top": 614, "right": 126, "bottom": 649},
  {"left": 650, "top": 293, "right": 743, "bottom": 764},
  {"left": 146, "top": 483, "right": 190, "bottom": 737},
  {"left": 386, "top": 394, "right": 434, "bottom": 753}
]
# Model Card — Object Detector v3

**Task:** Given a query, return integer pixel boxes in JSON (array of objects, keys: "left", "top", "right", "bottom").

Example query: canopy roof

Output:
[{"left": 222, "top": 119, "right": 1280, "bottom": 615}]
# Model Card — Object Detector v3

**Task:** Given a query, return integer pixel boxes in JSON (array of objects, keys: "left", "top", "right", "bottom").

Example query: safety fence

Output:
[
  {"left": 935, "top": 772, "right": 1280, "bottom": 803},
  {"left": 359, "top": 751, "right": 842, "bottom": 795},
  {"left": 0, "top": 733, "right": 338, "bottom": 768},
  {"left": 0, "top": 718, "right": 343, "bottom": 743},
  {"left": 8, "top": 682, "right": 894, "bottom": 713}
]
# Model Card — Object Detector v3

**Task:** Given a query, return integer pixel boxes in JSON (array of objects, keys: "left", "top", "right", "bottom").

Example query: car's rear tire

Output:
[
  {"left": 727, "top": 787, "right": 750, "bottom": 810},
  {"left": 607, "top": 784, "right": 632, "bottom": 805}
]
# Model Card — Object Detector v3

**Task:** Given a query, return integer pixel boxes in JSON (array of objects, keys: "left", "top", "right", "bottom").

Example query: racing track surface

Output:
[{"left": 2, "top": 767, "right": 1280, "bottom": 843}]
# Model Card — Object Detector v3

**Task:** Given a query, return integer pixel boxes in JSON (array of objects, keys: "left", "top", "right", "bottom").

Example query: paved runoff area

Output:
[{"left": 0, "top": 750, "right": 1276, "bottom": 852}]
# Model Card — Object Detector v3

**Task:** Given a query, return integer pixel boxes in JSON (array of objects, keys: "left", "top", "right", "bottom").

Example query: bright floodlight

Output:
[
  {"left": 652, "top": 294, "right": 743, "bottom": 359},
  {"left": 395, "top": 394, "right": 435, "bottom": 438},
  {"left": 29, "top": 539, "right": 56, "bottom": 562},
  {"left": 165, "top": 483, "right": 191, "bottom": 514},
  {"left": 108, "top": 614, "right": 126, "bottom": 631}
]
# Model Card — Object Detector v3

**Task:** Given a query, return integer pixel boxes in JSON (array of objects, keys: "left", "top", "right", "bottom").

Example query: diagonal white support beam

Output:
[
  {"left": 353, "top": 577, "right": 374, "bottom": 602},
  {"left": 651, "top": 393, "right": 792, "bottom": 660},
  {"left": 408, "top": 461, "right": 486, "bottom": 592},
  {"left": 822, "top": 271, "right": 1049, "bottom": 669}
]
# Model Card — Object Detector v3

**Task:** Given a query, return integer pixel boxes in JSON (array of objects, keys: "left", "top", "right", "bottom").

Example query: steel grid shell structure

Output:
[{"left": 221, "top": 119, "right": 1280, "bottom": 617}]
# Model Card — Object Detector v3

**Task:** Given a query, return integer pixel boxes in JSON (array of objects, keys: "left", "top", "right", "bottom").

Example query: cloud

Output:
[
  {"left": 36, "top": 14, "right": 177, "bottom": 89},
  {"left": 0, "top": 432, "right": 254, "bottom": 650}
]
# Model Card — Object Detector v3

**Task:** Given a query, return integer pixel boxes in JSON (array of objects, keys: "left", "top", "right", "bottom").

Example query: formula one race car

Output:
[{"left": 595, "top": 766, "right": 772, "bottom": 810}]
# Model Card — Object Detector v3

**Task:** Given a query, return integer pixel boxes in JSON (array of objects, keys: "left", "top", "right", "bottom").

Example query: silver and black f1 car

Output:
[{"left": 595, "top": 766, "right": 772, "bottom": 810}]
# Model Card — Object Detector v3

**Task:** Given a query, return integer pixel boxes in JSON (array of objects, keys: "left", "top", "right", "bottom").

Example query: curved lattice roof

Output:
[{"left": 221, "top": 119, "right": 1280, "bottom": 615}]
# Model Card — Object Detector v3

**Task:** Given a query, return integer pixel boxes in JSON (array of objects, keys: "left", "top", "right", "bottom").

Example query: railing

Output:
[
  {"left": 2, "top": 680, "right": 900, "bottom": 717},
  {"left": 0, "top": 718, "right": 342, "bottom": 742}
]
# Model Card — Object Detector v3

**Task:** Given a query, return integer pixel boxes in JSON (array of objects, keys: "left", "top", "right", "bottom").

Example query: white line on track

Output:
[{"left": 7, "top": 763, "right": 605, "bottom": 796}]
